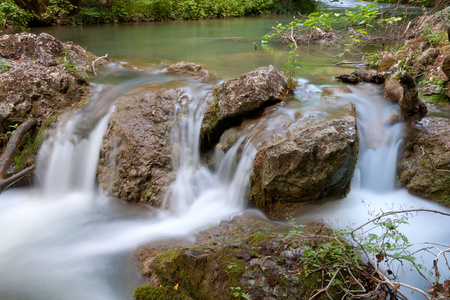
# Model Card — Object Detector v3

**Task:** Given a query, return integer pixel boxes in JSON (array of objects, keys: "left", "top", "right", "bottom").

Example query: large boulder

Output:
[
  {"left": 97, "top": 86, "right": 179, "bottom": 205},
  {"left": 398, "top": 117, "right": 450, "bottom": 205},
  {"left": 201, "top": 65, "right": 292, "bottom": 148},
  {"left": 0, "top": 32, "right": 96, "bottom": 173},
  {"left": 0, "top": 32, "right": 96, "bottom": 130},
  {"left": 135, "top": 215, "right": 364, "bottom": 300},
  {"left": 216, "top": 98, "right": 358, "bottom": 217}
]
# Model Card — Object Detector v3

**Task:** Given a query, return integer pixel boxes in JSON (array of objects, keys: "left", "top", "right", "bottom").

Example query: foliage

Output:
[
  {"left": 263, "top": 0, "right": 407, "bottom": 56},
  {"left": 0, "top": 0, "right": 34, "bottom": 29},
  {"left": 55, "top": 47, "right": 89, "bottom": 79},
  {"left": 6, "top": 123, "right": 18, "bottom": 135},
  {"left": 290, "top": 209, "right": 450, "bottom": 299},
  {"left": 282, "top": 46, "right": 302, "bottom": 88},
  {"left": 0, "top": 61, "right": 11, "bottom": 73},
  {"left": 44, "top": 0, "right": 77, "bottom": 25},
  {"left": 421, "top": 24, "right": 449, "bottom": 48},
  {"left": 230, "top": 286, "right": 249, "bottom": 298}
]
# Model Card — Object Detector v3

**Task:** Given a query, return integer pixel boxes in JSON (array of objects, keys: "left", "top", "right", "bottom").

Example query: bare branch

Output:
[
  {"left": 0, "top": 119, "right": 37, "bottom": 180},
  {"left": 91, "top": 54, "right": 109, "bottom": 76},
  {"left": 0, "top": 165, "right": 35, "bottom": 193}
]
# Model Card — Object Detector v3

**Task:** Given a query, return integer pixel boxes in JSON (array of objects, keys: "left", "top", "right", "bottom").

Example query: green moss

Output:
[
  {"left": 133, "top": 285, "right": 193, "bottom": 300},
  {"left": 421, "top": 94, "right": 449, "bottom": 104}
]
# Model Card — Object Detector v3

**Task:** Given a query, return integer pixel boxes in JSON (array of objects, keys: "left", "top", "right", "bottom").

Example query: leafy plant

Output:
[
  {"left": 0, "top": 0, "right": 35, "bottom": 29},
  {"left": 44, "top": 0, "right": 77, "bottom": 24},
  {"left": 6, "top": 123, "right": 18, "bottom": 135},
  {"left": 0, "top": 61, "right": 11, "bottom": 73},
  {"left": 282, "top": 46, "right": 302, "bottom": 89},
  {"left": 421, "top": 24, "right": 449, "bottom": 47},
  {"left": 289, "top": 209, "right": 450, "bottom": 299},
  {"left": 230, "top": 286, "right": 249, "bottom": 299}
]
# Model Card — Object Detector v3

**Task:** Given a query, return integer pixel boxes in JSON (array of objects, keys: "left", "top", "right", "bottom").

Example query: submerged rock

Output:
[
  {"left": 398, "top": 117, "right": 450, "bottom": 205},
  {"left": 167, "top": 61, "right": 210, "bottom": 82},
  {"left": 201, "top": 65, "right": 292, "bottom": 148},
  {"left": 97, "top": 86, "right": 179, "bottom": 205}
]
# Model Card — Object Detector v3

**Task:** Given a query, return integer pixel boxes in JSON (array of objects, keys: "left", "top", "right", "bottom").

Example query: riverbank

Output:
[{"left": 2, "top": 0, "right": 316, "bottom": 29}]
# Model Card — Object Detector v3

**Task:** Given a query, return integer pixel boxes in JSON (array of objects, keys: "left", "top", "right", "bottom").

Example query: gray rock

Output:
[
  {"left": 201, "top": 65, "right": 292, "bottom": 148},
  {"left": 97, "top": 87, "right": 178, "bottom": 205},
  {"left": 418, "top": 48, "right": 440, "bottom": 66}
]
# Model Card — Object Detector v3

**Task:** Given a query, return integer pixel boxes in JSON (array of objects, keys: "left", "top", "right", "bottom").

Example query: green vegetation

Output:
[
  {"left": 10, "top": 0, "right": 316, "bottom": 27},
  {"left": 263, "top": 0, "right": 405, "bottom": 55},
  {"left": 55, "top": 47, "right": 89, "bottom": 79},
  {"left": 282, "top": 46, "right": 302, "bottom": 87},
  {"left": 0, "top": 61, "right": 11, "bottom": 73},
  {"left": 134, "top": 285, "right": 192, "bottom": 300},
  {"left": 0, "top": 0, "right": 34, "bottom": 29}
]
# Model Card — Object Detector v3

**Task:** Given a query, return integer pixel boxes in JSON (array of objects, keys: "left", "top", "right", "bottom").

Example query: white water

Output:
[
  {"left": 0, "top": 83, "right": 256, "bottom": 299},
  {"left": 298, "top": 85, "right": 450, "bottom": 298}
]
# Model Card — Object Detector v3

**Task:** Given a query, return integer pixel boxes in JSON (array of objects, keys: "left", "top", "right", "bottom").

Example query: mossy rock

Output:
[
  {"left": 135, "top": 215, "right": 369, "bottom": 300},
  {"left": 134, "top": 285, "right": 193, "bottom": 300}
]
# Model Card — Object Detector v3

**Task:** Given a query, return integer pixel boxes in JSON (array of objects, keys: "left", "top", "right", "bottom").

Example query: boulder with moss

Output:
[
  {"left": 398, "top": 117, "right": 450, "bottom": 205},
  {"left": 0, "top": 32, "right": 97, "bottom": 178},
  {"left": 135, "top": 215, "right": 369, "bottom": 300}
]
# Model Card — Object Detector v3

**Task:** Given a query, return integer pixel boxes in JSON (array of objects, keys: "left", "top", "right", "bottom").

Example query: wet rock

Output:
[
  {"left": 135, "top": 215, "right": 353, "bottom": 300},
  {"left": 335, "top": 70, "right": 387, "bottom": 84},
  {"left": 398, "top": 118, "right": 450, "bottom": 205},
  {"left": 216, "top": 98, "right": 358, "bottom": 217},
  {"left": 167, "top": 61, "right": 210, "bottom": 81},
  {"left": 384, "top": 73, "right": 428, "bottom": 123},
  {"left": 97, "top": 87, "right": 180, "bottom": 205},
  {"left": 418, "top": 48, "right": 440, "bottom": 66},
  {"left": 201, "top": 65, "right": 292, "bottom": 148},
  {"left": 334, "top": 73, "right": 359, "bottom": 84},
  {"left": 249, "top": 104, "right": 358, "bottom": 216}
]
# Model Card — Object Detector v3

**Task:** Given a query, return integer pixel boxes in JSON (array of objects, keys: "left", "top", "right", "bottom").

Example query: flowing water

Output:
[{"left": 2, "top": 3, "right": 448, "bottom": 299}]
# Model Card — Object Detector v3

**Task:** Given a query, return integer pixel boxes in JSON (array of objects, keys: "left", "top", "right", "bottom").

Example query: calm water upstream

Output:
[{"left": 0, "top": 2, "right": 446, "bottom": 299}]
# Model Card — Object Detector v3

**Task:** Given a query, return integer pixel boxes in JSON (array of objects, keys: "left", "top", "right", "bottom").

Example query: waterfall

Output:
[
  {"left": 344, "top": 86, "right": 404, "bottom": 192},
  {"left": 0, "top": 82, "right": 256, "bottom": 299},
  {"left": 296, "top": 84, "right": 450, "bottom": 297}
]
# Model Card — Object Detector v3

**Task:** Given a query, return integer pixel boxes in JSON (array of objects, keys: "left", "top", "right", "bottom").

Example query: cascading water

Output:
[
  {"left": 0, "top": 79, "right": 256, "bottom": 299},
  {"left": 297, "top": 84, "right": 450, "bottom": 298}
]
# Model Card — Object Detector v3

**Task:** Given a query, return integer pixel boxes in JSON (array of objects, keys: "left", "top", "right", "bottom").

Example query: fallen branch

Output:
[
  {"left": 0, "top": 165, "right": 35, "bottom": 193},
  {"left": 0, "top": 119, "right": 37, "bottom": 180},
  {"left": 91, "top": 54, "right": 109, "bottom": 76}
]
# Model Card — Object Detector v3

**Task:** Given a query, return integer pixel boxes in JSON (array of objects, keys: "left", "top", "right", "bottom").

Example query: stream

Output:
[{"left": 0, "top": 2, "right": 448, "bottom": 299}]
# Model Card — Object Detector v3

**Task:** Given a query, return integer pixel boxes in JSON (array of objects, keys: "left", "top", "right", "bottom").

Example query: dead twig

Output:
[{"left": 91, "top": 54, "right": 109, "bottom": 76}]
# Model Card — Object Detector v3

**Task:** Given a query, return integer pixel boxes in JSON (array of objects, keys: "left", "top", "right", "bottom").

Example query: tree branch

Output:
[
  {"left": 0, "top": 119, "right": 37, "bottom": 180},
  {"left": 0, "top": 165, "right": 35, "bottom": 193},
  {"left": 91, "top": 54, "right": 109, "bottom": 76}
]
